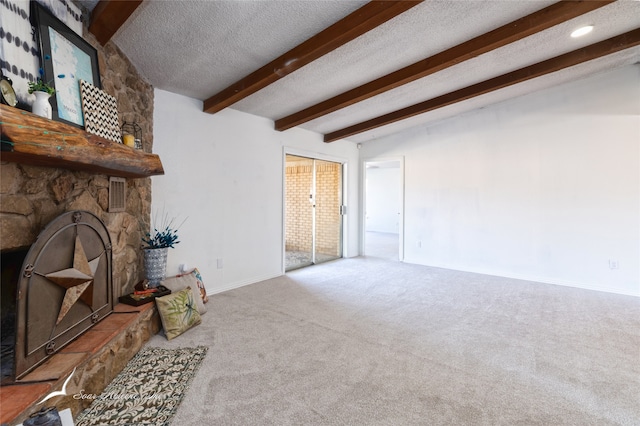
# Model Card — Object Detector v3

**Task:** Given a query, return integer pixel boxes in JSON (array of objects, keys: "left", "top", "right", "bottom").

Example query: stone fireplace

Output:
[
  {"left": 0, "top": 143, "right": 162, "bottom": 422},
  {"left": 0, "top": 165, "right": 145, "bottom": 380},
  {"left": 0, "top": 2, "right": 163, "bottom": 421},
  {"left": 0, "top": 34, "right": 157, "bottom": 298}
]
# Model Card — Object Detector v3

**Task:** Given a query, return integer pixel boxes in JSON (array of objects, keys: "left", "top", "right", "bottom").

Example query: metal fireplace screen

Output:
[{"left": 15, "top": 211, "right": 113, "bottom": 380}]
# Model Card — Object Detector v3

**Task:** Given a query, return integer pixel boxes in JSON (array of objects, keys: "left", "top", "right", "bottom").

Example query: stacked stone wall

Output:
[{"left": 0, "top": 30, "right": 154, "bottom": 297}]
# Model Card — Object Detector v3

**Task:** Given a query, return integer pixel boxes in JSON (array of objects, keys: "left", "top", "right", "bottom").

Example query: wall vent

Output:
[{"left": 109, "top": 177, "right": 126, "bottom": 212}]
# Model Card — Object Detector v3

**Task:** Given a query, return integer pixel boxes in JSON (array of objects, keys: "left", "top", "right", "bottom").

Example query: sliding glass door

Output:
[
  {"left": 313, "top": 159, "right": 342, "bottom": 264},
  {"left": 285, "top": 155, "right": 342, "bottom": 271}
]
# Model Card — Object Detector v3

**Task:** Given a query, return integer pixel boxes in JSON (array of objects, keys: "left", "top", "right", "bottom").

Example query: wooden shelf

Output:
[{"left": 0, "top": 104, "right": 164, "bottom": 178}]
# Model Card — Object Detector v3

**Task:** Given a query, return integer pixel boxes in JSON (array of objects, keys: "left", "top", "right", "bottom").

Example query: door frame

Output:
[
  {"left": 361, "top": 156, "right": 405, "bottom": 261},
  {"left": 283, "top": 147, "right": 348, "bottom": 273}
]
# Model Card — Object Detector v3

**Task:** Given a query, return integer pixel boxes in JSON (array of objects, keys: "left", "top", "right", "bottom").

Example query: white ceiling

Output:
[{"left": 96, "top": 0, "right": 639, "bottom": 143}]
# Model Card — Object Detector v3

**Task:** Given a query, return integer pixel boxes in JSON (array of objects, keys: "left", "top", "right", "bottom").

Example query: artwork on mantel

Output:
[
  {"left": 0, "top": 0, "right": 83, "bottom": 107},
  {"left": 80, "top": 80, "right": 121, "bottom": 143},
  {"left": 31, "top": 1, "right": 101, "bottom": 128}
]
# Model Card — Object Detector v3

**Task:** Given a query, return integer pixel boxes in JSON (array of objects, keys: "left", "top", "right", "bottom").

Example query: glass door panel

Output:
[
  {"left": 285, "top": 155, "right": 314, "bottom": 271},
  {"left": 313, "top": 160, "right": 342, "bottom": 264}
]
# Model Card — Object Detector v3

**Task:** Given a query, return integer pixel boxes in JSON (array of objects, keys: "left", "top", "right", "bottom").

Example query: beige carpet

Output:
[
  {"left": 144, "top": 257, "right": 640, "bottom": 425},
  {"left": 365, "top": 231, "right": 399, "bottom": 261}
]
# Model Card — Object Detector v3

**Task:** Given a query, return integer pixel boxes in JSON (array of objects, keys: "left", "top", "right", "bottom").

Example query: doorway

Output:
[
  {"left": 364, "top": 159, "right": 403, "bottom": 261},
  {"left": 285, "top": 155, "right": 343, "bottom": 271}
]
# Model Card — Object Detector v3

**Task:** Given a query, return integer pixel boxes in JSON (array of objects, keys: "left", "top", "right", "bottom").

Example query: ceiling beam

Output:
[
  {"left": 324, "top": 28, "right": 640, "bottom": 143},
  {"left": 89, "top": 0, "right": 144, "bottom": 46},
  {"left": 276, "top": 0, "right": 615, "bottom": 131},
  {"left": 203, "top": 1, "right": 422, "bottom": 114}
]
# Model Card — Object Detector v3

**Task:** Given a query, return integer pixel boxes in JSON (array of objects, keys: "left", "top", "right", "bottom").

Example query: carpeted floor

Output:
[
  {"left": 144, "top": 257, "right": 640, "bottom": 425},
  {"left": 365, "top": 231, "right": 399, "bottom": 261}
]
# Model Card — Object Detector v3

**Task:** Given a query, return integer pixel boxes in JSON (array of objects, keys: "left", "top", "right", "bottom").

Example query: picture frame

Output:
[{"left": 31, "top": 1, "right": 101, "bottom": 128}]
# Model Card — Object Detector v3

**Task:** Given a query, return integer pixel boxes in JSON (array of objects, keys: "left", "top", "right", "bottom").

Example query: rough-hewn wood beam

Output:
[
  {"left": 324, "top": 28, "right": 640, "bottom": 142},
  {"left": 89, "top": 0, "right": 143, "bottom": 46},
  {"left": 1, "top": 105, "right": 164, "bottom": 178},
  {"left": 276, "top": 0, "right": 614, "bottom": 131},
  {"left": 203, "top": 1, "right": 422, "bottom": 114}
]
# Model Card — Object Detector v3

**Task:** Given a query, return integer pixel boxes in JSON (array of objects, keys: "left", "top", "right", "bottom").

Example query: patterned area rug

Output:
[{"left": 75, "top": 346, "right": 208, "bottom": 426}]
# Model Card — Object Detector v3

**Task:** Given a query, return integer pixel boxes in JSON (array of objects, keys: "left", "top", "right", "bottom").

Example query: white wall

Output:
[
  {"left": 365, "top": 167, "right": 400, "bottom": 233},
  {"left": 360, "top": 65, "right": 640, "bottom": 297},
  {"left": 152, "top": 89, "right": 359, "bottom": 294}
]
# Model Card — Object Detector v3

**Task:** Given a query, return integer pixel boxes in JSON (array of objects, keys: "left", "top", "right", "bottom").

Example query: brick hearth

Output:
[{"left": 0, "top": 303, "right": 160, "bottom": 425}]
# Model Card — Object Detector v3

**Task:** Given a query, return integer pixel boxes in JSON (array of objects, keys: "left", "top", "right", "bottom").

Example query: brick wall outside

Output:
[
  {"left": 315, "top": 161, "right": 341, "bottom": 257},
  {"left": 285, "top": 159, "right": 341, "bottom": 258},
  {"left": 285, "top": 162, "right": 313, "bottom": 252}
]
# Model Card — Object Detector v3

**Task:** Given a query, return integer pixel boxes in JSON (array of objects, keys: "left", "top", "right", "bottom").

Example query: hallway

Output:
[{"left": 365, "top": 231, "right": 399, "bottom": 261}]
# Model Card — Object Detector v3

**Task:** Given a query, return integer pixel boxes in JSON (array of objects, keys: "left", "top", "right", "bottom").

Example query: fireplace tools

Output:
[{"left": 23, "top": 407, "right": 62, "bottom": 426}]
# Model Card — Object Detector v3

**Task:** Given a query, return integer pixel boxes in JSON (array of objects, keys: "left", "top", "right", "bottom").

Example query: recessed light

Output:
[{"left": 571, "top": 25, "right": 594, "bottom": 38}]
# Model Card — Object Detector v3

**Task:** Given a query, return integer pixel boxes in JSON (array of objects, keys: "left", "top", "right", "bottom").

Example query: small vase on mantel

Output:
[{"left": 32, "top": 91, "right": 52, "bottom": 119}]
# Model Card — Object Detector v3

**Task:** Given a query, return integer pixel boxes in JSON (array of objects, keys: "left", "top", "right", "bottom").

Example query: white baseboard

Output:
[
  {"left": 403, "top": 259, "right": 640, "bottom": 298},
  {"left": 206, "top": 272, "right": 284, "bottom": 296}
]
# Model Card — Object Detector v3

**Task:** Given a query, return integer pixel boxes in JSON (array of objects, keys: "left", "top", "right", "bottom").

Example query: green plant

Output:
[
  {"left": 28, "top": 65, "right": 64, "bottom": 96},
  {"left": 142, "top": 211, "right": 187, "bottom": 249},
  {"left": 28, "top": 78, "right": 55, "bottom": 96}
]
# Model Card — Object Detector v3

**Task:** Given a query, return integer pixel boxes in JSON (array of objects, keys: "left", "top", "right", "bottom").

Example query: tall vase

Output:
[
  {"left": 32, "top": 91, "right": 52, "bottom": 119},
  {"left": 143, "top": 247, "right": 168, "bottom": 287}
]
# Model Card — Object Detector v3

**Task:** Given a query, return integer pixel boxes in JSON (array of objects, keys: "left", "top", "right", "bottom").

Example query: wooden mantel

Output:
[{"left": 0, "top": 104, "right": 164, "bottom": 178}]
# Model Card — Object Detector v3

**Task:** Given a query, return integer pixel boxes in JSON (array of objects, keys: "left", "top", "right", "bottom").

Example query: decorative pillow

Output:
[
  {"left": 178, "top": 268, "right": 208, "bottom": 303},
  {"left": 155, "top": 287, "right": 202, "bottom": 340},
  {"left": 161, "top": 273, "right": 207, "bottom": 314}
]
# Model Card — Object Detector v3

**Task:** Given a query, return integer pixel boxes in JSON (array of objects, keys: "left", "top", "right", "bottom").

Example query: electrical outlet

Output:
[
  {"left": 417, "top": 240, "right": 422, "bottom": 248},
  {"left": 609, "top": 260, "right": 619, "bottom": 270},
  {"left": 217, "top": 258, "right": 223, "bottom": 269}
]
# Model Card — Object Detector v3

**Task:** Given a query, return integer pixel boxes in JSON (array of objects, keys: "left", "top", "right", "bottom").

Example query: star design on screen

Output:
[{"left": 45, "top": 235, "right": 101, "bottom": 325}]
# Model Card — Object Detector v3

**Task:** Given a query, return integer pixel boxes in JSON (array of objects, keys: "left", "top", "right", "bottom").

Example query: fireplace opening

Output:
[
  {"left": 1, "top": 211, "right": 115, "bottom": 382},
  {"left": 1, "top": 247, "right": 29, "bottom": 384}
]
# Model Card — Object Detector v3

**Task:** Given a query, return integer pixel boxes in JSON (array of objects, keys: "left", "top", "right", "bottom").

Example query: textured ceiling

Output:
[{"left": 107, "top": 0, "right": 640, "bottom": 143}]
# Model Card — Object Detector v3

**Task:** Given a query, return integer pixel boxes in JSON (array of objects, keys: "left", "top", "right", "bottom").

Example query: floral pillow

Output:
[
  {"left": 155, "top": 287, "right": 202, "bottom": 340},
  {"left": 178, "top": 268, "right": 208, "bottom": 303}
]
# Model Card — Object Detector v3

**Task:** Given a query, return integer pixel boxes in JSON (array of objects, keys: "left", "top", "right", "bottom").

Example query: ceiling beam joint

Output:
[{"left": 89, "top": 0, "right": 143, "bottom": 46}]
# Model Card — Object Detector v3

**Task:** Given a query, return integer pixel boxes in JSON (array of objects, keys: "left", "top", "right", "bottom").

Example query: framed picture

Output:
[{"left": 31, "top": 1, "right": 101, "bottom": 127}]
